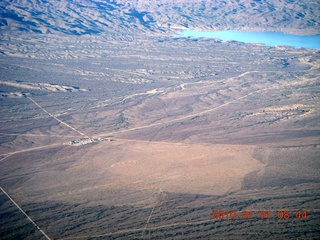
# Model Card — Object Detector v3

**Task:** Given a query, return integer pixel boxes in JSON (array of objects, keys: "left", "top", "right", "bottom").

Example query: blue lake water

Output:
[{"left": 178, "top": 30, "right": 320, "bottom": 49}]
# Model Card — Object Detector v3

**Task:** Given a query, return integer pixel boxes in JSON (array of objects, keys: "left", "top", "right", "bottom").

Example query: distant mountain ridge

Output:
[
  {"left": 0, "top": 0, "right": 148, "bottom": 35},
  {"left": 0, "top": 0, "right": 319, "bottom": 36}
]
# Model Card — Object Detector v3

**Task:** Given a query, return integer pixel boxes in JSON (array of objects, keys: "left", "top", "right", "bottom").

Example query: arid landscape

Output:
[{"left": 0, "top": 0, "right": 319, "bottom": 239}]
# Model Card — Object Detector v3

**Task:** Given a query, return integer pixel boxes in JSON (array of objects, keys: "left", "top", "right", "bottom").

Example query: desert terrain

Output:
[{"left": 0, "top": 0, "right": 319, "bottom": 239}]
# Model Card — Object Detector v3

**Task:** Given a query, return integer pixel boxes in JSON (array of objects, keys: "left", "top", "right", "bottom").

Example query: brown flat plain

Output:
[{"left": 0, "top": 141, "right": 263, "bottom": 204}]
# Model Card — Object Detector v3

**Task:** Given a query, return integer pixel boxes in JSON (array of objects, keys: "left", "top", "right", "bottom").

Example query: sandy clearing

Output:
[
  {"left": 10, "top": 140, "right": 265, "bottom": 206},
  {"left": 105, "top": 140, "right": 265, "bottom": 196}
]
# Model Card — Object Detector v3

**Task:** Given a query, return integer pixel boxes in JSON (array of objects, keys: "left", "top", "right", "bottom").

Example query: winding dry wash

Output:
[{"left": 0, "top": 0, "right": 319, "bottom": 239}]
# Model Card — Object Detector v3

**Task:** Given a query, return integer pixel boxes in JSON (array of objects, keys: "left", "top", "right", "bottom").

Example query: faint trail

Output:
[
  {"left": 0, "top": 186, "right": 52, "bottom": 240},
  {"left": 142, "top": 203, "right": 157, "bottom": 238},
  {"left": 60, "top": 219, "right": 212, "bottom": 240},
  {"left": 95, "top": 71, "right": 316, "bottom": 138},
  {"left": 28, "top": 97, "right": 90, "bottom": 138},
  {"left": 95, "top": 87, "right": 269, "bottom": 138},
  {"left": 142, "top": 189, "right": 166, "bottom": 239},
  {"left": 0, "top": 132, "right": 79, "bottom": 137},
  {"left": 144, "top": 204, "right": 156, "bottom": 231},
  {"left": 0, "top": 154, "right": 14, "bottom": 163},
  {"left": 60, "top": 208, "right": 319, "bottom": 240},
  {"left": 0, "top": 142, "right": 62, "bottom": 162},
  {"left": 142, "top": 191, "right": 162, "bottom": 237},
  {"left": 0, "top": 85, "right": 274, "bottom": 163},
  {"left": 0, "top": 97, "right": 90, "bottom": 163}
]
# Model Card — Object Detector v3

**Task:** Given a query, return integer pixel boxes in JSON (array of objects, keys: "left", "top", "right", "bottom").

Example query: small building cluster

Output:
[
  {"left": 63, "top": 137, "right": 115, "bottom": 146},
  {"left": 63, "top": 138, "right": 95, "bottom": 146}
]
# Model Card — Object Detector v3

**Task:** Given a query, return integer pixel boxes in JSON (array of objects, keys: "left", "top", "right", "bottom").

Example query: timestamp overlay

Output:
[{"left": 212, "top": 209, "right": 310, "bottom": 220}]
